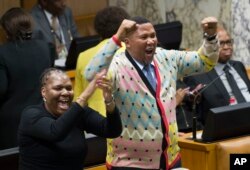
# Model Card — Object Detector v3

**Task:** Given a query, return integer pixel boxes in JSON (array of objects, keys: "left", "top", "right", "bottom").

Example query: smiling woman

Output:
[
  {"left": 18, "top": 68, "right": 122, "bottom": 170},
  {"left": 41, "top": 69, "right": 74, "bottom": 117}
]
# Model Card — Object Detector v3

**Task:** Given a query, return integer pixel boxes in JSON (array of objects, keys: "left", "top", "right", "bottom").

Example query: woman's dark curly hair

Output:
[
  {"left": 94, "top": 6, "right": 130, "bottom": 39},
  {"left": 40, "top": 68, "right": 65, "bottom": 87},
  {"left": 1, "top": 7, "right": 33, "bottom": 41}
]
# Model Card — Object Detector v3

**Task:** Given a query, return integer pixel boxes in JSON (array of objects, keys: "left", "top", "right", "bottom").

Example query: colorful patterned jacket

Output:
[{"left": 85, "top": 38, "right": 218, "bottom": 169}]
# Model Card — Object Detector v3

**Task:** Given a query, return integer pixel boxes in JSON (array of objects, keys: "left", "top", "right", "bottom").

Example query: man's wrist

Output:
[
  {"left": 112, "top": 35, "right": 122, "bottom": 47},
  {"left": 203, "top": 32, "right": 217, "bottom": 41}
]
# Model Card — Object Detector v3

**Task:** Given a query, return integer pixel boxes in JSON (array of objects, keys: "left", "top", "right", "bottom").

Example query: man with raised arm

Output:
[{"left": 85, "top": 16, "right": 219, "bottom": 170}]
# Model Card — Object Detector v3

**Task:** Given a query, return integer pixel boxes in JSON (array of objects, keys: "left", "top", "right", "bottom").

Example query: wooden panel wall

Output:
[
  {"left": 0, "top": 0, "right": 20, "bottom": 17},
  {"left": 20, "top": 0, "right": 36, "bottom": 11},
  {"left": 0, "top": 0, "right": 20, "bottom": 45},
  {"left": 67, "top": 0, "right": 108, "bottom": 36},
  {"left": 68, "top": 0, "right": 108, "bottom": 16}
]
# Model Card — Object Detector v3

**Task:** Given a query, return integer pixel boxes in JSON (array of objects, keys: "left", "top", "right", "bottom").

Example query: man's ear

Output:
[{"left": 124, "top": 38, "right": 130, "bottom": 48}]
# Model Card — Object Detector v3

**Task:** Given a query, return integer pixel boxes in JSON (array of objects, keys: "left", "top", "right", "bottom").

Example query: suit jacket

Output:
[
  {"left": 0, "top": 39, "right": 51, "bottom": 149},
  {"left": 184, "top": 60, "right": 250, "bottom": 125},
  {"left": 31, "top": 4, "right": 80, "bottom": 50}
]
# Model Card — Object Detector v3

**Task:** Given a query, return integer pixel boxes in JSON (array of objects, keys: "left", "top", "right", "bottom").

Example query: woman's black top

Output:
[{"left": 18, "top": 102, "right": 121, "bottom": 170}]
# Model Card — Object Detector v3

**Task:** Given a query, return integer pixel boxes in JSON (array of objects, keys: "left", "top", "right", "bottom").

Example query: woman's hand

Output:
[
  {"left": 76, "top": 69, "right": 107, "bottom": 107},
  {"left": 96, "top": 71, "right": 115, "bottom": 113},
  {"left": 96, "top": 76, "right": 113, "bottom": 103}
]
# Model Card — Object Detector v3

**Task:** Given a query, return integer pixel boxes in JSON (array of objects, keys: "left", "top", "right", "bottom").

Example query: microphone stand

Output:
[
  {"left": 192, "top": 94, "right": 200, "bottom": 140},
  {"left": 190, "top": 71, "right": 226, "bottom": 140}
]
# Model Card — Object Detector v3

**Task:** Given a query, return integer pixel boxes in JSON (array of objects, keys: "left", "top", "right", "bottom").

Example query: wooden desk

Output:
[
  {"left": 178, "top": 132, "right": 217, "bottom": 170},
  {"left": 178, "top": 132, "right": 250, "bottom": 170},
  {"left": 85, "top": 164, "right": 106, "bottom": 170}
]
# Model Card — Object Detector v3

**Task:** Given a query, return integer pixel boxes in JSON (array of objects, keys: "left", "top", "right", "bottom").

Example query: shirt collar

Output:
[
  {"left": 132, "top": 58, "right": 155, "bottom": 70},
  {"left": 215, "top": 62, "right": 231, "bottom": 73},
  {"left": 43, "top": 9, "right": 54, "bottom": 24}
]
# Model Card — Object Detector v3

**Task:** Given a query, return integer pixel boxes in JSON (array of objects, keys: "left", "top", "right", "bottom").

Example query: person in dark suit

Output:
[
  {"left": 184, "top": 27, "right": 250, "bottom": 126},
  {"left": 0, "top": 7, "right": 52, "bottom": 149},
  {"left": 31, "top": 0, "right": 80, "bottom": 61}
]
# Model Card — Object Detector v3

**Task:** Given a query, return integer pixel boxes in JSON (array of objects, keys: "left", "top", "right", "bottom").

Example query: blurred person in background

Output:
[
  {"left": 31, "top": 0, "right": 80, "bottom": 62},
  {"left": 0, "top": 7, "right": 52, "bottom": 149}
]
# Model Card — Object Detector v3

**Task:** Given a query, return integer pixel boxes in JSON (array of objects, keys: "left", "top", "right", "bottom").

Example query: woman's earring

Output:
[{"left": 43, "top": 97, "right": 46, "bottom": 102}]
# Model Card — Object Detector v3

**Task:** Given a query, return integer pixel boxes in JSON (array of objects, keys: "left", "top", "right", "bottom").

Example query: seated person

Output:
[
  {"left": 31, "top": 0, "right": 80, "bottom": 62},
  {"left": 18, "top": 68, "right": 122, "bottom": 170},
  {"left": 184, "top": 27, "right": 250, "bottom": 126}
]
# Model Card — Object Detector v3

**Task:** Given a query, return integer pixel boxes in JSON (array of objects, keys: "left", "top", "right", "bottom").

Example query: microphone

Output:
[{"left": 185, "top": 70, "right": 226, "bottom": 140}]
